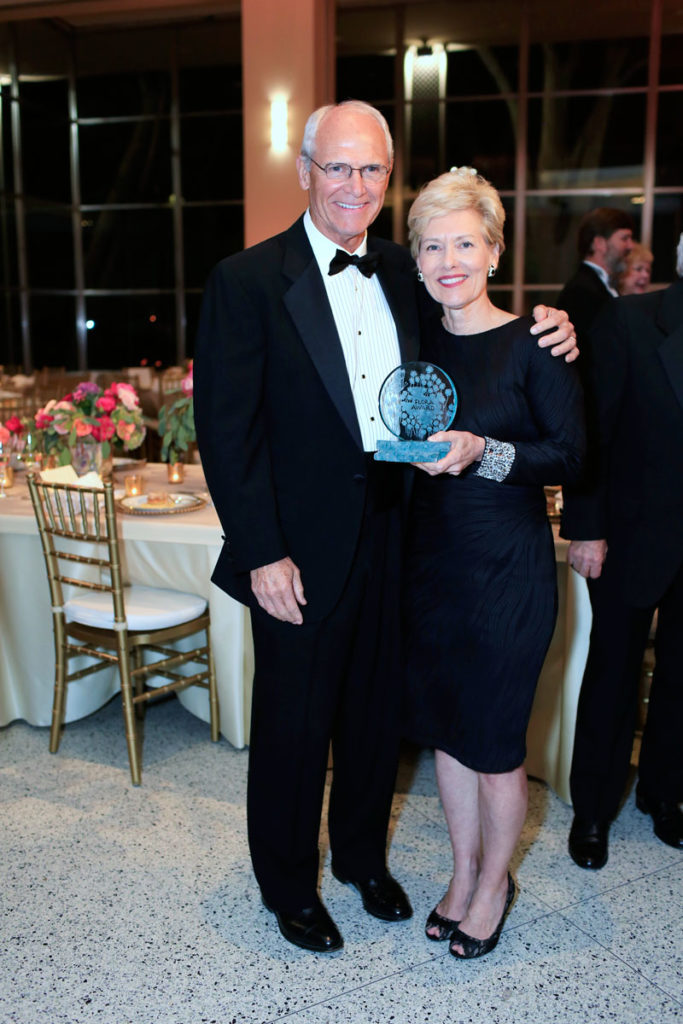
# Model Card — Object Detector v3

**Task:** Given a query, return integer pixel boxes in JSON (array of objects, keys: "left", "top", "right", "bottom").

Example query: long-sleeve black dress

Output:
[{"left": 403, "top": 315, "right": 585, "bottom": 773}]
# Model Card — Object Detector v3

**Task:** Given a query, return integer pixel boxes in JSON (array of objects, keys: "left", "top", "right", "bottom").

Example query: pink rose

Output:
[
  {"left": 5, "top": 415, "right": 24, "bottom": 435},
  {"left": 116, "top": 420, "right": 136, "bottom": 442},
  {"left": 35, "top": 410, "right": 54, "bottom": 429},
  {"left": 93, "top": 416, "right": 116, "bottom": 442},
  {"left": 96, "top": 394, "right": 117, "bottom": 413},
  {"left": 114, "top": 382, "right": 139, "bottom": 411},
  {"left": 74, "top": 418, "right": 93, "bottom": 437},
  {"left": 0, "top": 425, "right": 10, "bottom": 445}
]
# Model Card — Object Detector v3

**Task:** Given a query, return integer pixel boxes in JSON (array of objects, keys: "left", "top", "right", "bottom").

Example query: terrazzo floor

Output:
[{"left": 1, "top": 697, "right": 681, "bottom": 1024}]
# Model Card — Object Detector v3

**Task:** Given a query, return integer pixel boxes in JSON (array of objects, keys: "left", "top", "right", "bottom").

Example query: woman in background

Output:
[{"left": 618, "top": 242, "right": 653, "bottom": 295}]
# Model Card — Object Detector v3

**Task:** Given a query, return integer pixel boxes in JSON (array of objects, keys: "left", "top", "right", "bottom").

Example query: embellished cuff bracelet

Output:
[{"left": 474, "top": 436, "right": 515, "bottom": 482}]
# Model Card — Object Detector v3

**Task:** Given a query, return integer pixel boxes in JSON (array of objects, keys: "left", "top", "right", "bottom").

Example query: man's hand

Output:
[
  {"left": 251, "top": 556, "right": 307, "bottom": 624},
  {"left": 567, "top": 539, "right": 607, "bottom": 579},
  {"left": 413, "top": 431, "right": 485, "bottom": 476},
  {"left": 531, "top": 305, "right": 579, "bottom": 363}
]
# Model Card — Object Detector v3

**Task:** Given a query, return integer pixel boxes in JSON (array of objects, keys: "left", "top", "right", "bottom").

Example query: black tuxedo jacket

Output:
[
  {"left": 193, "top": 215, "right": 420, "bottom": 621},
  {"left": 561, "top": 280, "right": 683, "bottom": 607},
  {"left": 556, "top": 262, "right": 613, "bottom": 346}
]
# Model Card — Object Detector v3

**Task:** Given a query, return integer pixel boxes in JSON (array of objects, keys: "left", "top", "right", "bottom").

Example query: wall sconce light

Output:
[{"left": 270, "top": 97, "right": 288, "bottom": 152}]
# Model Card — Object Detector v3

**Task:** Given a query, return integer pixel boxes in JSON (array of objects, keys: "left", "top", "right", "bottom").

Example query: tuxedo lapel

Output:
[{"left": 282, "top": 221, "right": 363, "bottom": 449}]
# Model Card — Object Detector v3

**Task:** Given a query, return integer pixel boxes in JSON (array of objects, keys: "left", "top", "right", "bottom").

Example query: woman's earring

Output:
[
  {"left": 417, "top": 270, "right": 424, "bottom": 282},
  {"left": 488, "top": 265, "right": 497, "bottom": 278}
]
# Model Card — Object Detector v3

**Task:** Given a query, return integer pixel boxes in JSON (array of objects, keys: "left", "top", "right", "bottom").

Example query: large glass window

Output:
[
  {"left": 337, "top": 1, "right": 683, "bottom": 308},
  {"left": 0, "top": 16, "right": 242, "bottom": 372}
]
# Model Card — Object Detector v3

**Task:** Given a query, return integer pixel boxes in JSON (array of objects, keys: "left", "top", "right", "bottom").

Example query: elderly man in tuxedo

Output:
[
  {"left": 194, "top": 100, "right": 577, "bottom": 953},
  {"left": 562, "top": 238, "right": 683, "bottom": 869}
]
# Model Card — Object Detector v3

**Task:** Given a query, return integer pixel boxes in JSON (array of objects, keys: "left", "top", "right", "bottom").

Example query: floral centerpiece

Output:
[
  {"left": 34, "top": 380, "right": 146, "bottom": 469},
  {"left": 158, "top": 363, "right": 195, "bottom": 464},
  {"left": 0, "top": 414, "right": 25, "bottom": 447}
]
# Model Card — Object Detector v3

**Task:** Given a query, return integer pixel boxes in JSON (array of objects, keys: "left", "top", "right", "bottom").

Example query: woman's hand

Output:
[{"left": 413, "top": 431, "right": 486, "bottom": 476}]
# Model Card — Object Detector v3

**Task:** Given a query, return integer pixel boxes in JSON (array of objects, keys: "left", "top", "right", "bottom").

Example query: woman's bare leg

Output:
[{"left": 449, "top": 765, "right": 526, "bottom": 953}]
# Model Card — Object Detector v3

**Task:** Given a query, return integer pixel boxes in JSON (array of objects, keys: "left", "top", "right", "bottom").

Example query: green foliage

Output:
[{"left": 158, "top": 395, "right": 196, "bottom": 463}]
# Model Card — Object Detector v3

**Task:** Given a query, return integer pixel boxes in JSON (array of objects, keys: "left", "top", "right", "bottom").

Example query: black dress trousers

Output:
[{"left": 246, "top": 461, "right": 404, "bottom": 913}]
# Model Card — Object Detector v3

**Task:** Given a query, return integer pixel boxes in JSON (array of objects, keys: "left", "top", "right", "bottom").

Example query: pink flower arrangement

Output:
[{"left": 35, "top": 380, "right": 146, "bottom": 466}]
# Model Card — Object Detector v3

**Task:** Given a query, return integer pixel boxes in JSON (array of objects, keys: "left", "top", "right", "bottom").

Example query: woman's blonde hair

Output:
[{"left": 407, "top": 167, "right": 506, "bottom": 261}]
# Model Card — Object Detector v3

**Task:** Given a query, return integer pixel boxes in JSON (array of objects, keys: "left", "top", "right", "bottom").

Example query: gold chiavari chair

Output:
[{"left": 28, "top": 475, "right": 220, "bottom": 785}]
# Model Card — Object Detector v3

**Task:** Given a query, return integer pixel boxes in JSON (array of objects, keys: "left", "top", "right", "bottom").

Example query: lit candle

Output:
[
  {"left": 124, "top": 474, "right": 144, "bottom": 497},
  {"left": 167, "top": 461, "right": 184, "bottom": 484}
]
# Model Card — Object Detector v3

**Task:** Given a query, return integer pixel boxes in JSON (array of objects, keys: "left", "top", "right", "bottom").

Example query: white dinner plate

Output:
[{"left": 116, "top": 492, "right": 205, "bottom": 516}]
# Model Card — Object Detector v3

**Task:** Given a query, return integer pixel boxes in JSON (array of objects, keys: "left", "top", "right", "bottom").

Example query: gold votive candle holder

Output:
[
  {"left": 124, "top": 473, "right": 144, "bottom": 497},
  {"left": 167, "top": 461, "right": 184, "bottom": 484},
  {"left": 0, "top": 462, "right": 14, "bottom": 489}
]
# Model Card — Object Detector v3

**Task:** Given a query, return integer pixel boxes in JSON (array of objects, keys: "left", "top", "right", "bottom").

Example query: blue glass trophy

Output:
[{"left": 374, "top": 362, "right": 458, "bottom": 463}]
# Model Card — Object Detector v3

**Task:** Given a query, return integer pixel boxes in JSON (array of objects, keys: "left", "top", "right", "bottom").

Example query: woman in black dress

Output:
[{"left": 404, "top": 168, "right": 584, "bottom": 959}]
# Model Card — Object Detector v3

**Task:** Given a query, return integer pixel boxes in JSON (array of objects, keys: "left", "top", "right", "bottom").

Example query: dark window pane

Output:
[
  {"left": 0, "top": 202, "right": 18, "bottom": 287},
  {"left": 83, "top": 209, "right": 174, "bottom": 289},
  {"left": 368, "top": 203, "right": 393, "bottom": 243},
  {"left": 184, "top": 205, "right": 244, "bottom": 288},
  {"left": 497, "top": 197, "right": 515, "bottom": 286},
  {"left": 76, "top": 71, "right": 170, "bottom": 118},
  {"left": 656, "top": 93, "right": 683, "bottom": 186},
  {"left": 26, "top": 205, "right": 74, "bottom": 288},
  {"left": 527, "top": 94, "right": 645, "bottom": 189},
  {"left": 85, "top": 295, "right": 176, "bottom": 369},
  {"left": 19, "top": 78, "right": 70, "bottom": 203},
  {"left": 444, "top": 100, "right": 516, "bottom": 191},
  {"left": 79, "top": 120, "right": 171, "bottom": 204},
  {"left": 525, "top": 288, "right": 566, "bottom": 314},
  {"left": 652, "top": 194, "right": 683, "bottom": 282},
  {"left": 179, "top": 64, "right": 242, "bottom": 113},
  {"left": 0, "top": 292, "right": 21, "bottom": 369},
  {"left": 336, "top": 55, "right": 396, "bottom": 102},
  {"left": 525, "top": 195, "right": 642, "bottom": 287},
  {"left": 30, "top": 295, "right": 78, "bottom": 370},
  {"left": 181, "top": 114, "right": 243, "bottom": 201},
  {"left": 659, "top": 32, "right": 683, "bottom": 86},
  {"left": 446, "top": 46, "right": 519, "bottom": 96},
  {"left": 487, "top": 288, "right": 513, "bottom": 313},
  {"left": 185, "top": 292, "right": 202, "bottom": 357},
  {"left": 529, "top": 38, "right": 649, "bottom": 91}
]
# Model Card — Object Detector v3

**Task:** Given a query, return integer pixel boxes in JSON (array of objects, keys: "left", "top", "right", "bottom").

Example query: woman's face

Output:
[
  {"left": 621, "top": 259, "right": 652, "bottom": 295},
  {"left": 416, "top": 209, "right": 499, "bottom": 312}
]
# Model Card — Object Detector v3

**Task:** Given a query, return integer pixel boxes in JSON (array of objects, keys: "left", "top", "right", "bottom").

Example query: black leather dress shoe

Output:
[
  {"left": 262, "top": 896, "right": 343, "bottom": 952},
  {"left": 332, "top": 867, "right": 413, "bottom": 921},
  {"left": 568, "top": 817, "right": 609, "bottom": 870},
  {"left": 636, "top": 790, "right": 683, "bottom": 849}
]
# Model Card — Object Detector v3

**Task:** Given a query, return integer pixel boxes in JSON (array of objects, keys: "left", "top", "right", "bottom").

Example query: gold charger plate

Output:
[{"left": 116, "top": 492, "right": 206, "bottom": 516}]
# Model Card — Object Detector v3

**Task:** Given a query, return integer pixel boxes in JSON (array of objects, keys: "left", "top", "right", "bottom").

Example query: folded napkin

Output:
[{"left": 40, "top": 466, "right": 104, "bottom": 488}]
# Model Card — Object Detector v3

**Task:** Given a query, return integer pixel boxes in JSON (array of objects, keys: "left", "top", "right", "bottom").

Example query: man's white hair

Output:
[{"left": 677, "top": 232, "right": 683, "bottom": 277}]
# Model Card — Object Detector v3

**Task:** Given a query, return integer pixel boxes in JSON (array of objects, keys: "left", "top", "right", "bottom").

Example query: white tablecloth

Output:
[
  {"left": 0, "top": 465, "right": 590, "bottom": 802},
  {"left": 0, "top": 463, "right": 253, "bottom": 749}
]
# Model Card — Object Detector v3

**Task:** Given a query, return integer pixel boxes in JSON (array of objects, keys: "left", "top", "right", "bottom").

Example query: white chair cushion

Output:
[{"left": 65, "top": 585, "right": 207, "bottom": 631}]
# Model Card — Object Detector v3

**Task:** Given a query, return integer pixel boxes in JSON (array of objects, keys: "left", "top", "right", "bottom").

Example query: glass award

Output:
[{"left": 374, "top": 362, "right": 458, "bottom": 463}]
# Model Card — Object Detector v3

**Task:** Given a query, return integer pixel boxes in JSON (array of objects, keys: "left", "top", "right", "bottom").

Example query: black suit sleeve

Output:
[
  {"left": 560, "top": 299, "right": 628, "bottom": 539},
  {"left": 194, "top": 258, "right": 289, "bottom": 575},
  {"left": 505, "top": 336, "right": 586, "bottom": 486}
]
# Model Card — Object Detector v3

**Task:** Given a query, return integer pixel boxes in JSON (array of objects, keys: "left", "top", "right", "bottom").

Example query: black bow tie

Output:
[{"left": 328, "top": 249, "right": 381, "bottom": 278}]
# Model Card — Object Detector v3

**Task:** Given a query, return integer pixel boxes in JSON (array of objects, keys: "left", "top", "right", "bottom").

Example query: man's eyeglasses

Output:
[{"left": 306, "top": 157, "right": 390, "bottom": 183}]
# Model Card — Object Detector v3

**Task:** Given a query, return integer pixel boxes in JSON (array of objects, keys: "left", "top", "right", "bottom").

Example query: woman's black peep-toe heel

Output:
[
  {"left": 425, "top": 905, "right": 460, "bottom": 942},
  {"left": 449, "top": 873, "right": 516, "bottom": 960}
]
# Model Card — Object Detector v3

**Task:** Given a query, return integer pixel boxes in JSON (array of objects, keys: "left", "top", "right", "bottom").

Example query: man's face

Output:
[
  {"left": 603, "top": 228, "right": 634, "bottom": 275},
  {"left": 296, "top": 107, "right": 392, "bottom": 253}
]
